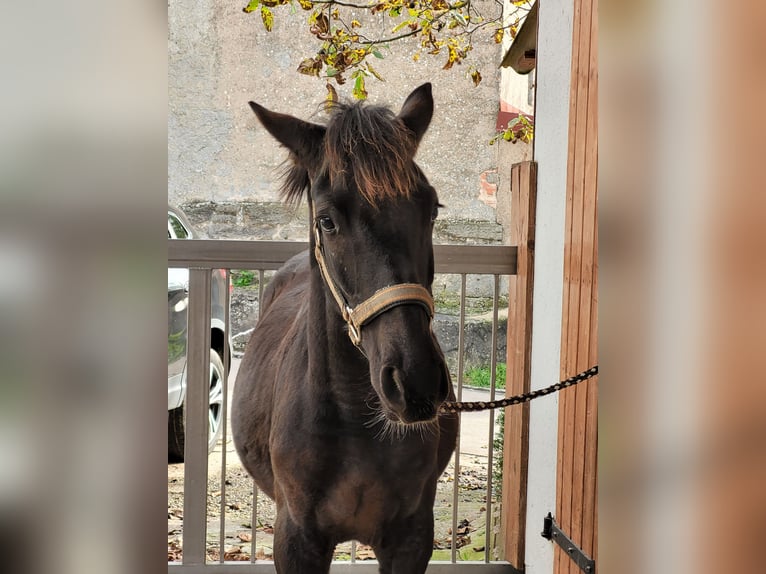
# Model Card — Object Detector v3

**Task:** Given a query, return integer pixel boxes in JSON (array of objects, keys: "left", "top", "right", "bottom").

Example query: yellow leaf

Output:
[
  {"left": 297, "top": 57, "right": 322, "bottom": 77},
  {"left": 470, "top": 69, "right": 482, "bottom": 86},
  {"left": 366, "top": 62, "right": 385, "bottom": 82},
  {"left": 325, "top": 82, "right": 338, "bottom": 104},
  {"left": 260, "top": 6, "right": 273, "bottom": 31},
  {"left": 298, "top": 0, "right": 313, "bottom": 9},
  {"left": 493, "top": 27, "right": 503, "bottom": 44}
]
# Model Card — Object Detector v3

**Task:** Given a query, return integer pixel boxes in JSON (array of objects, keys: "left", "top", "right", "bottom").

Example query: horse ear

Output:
[
  {"left": 249, "top": 102, "right": 325, "bottom": 169},
  {"left": 397, "top": 83, "right": 434, "bottom": 144}
]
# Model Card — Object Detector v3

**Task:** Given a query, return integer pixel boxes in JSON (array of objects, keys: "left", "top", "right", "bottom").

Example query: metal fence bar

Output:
[
  {"left": 484, "top": 275, "right": 500, "bottom": 562},
  {"left": 251, "top": 268, "right": 265, "bottom": 563},
  {"left": 184, "top": 268, "right": 213, "bottom": 565},
  {"left": 219, "top": 270, "right": 231, "bottom": 563},
  {"left": 258, "top": 269, "right": 264, "bottom": 309},
  {"left": 450, "top": 273, "right": 467, "bottom": 563},
  {"left": 250, "top": 482, "right": 258, "bottom": 562}
]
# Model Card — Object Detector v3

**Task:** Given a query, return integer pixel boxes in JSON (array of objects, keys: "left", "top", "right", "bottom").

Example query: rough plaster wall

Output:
[{"left": 169, "top": 0, "right": 506, "bottom": 235}]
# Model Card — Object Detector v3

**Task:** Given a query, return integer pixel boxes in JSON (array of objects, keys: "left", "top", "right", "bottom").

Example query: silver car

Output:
[{"left": 168, "top": 205, "right": 229, "bottom": 461}]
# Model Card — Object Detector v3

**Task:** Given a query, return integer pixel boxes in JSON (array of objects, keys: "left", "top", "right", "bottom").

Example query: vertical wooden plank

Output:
[
  {"left": 555, "top": 0, "right": 598, "bottom": 571},
  {"left": 501, "top": 161, "right": 537, "bottom": 569},
  {"left": 570, "top": 0, "right": 595, "bottom": 556},
  {"left": 579, "top": 0, "right": 599, "bottom": 560},
  {"left": 556, "top": 0, "right": 589, "bottom": 571},
  {"left": 588, "top": 204, "right": 599, "bottom": 561}
]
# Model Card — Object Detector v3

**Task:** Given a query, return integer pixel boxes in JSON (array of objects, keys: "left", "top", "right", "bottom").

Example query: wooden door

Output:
[{"left": 554, "top": 0, "right": 598, "bottom": 571}]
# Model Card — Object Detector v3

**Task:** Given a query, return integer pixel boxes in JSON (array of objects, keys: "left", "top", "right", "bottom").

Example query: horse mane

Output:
[{"left": 279, "top": 101, "right": 420, "bottom": 207}]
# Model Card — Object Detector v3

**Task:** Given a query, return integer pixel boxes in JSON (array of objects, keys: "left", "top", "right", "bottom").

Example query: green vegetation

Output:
[
  {"left": 431, "top": 547, "right": 482, "bottom": 561},
  {"left": 464, "top": 363, "right": 506, "bottom": 389},
  {"left": 493, "top": 409, "right": 504, "bottom": 496},
  {"left": 231, "top": 270, "right": 257, "bottom": 288},
  {"left": 433, "top": 292, "right": 509, "bottom": 316}
]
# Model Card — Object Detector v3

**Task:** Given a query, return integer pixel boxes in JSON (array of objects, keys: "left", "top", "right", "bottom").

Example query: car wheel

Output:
[{"left": 168, "top": 349, "right": 226, "bottom": 462}]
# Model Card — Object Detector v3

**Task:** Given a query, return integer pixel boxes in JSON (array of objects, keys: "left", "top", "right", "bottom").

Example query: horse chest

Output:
[
  {"left": 274, "top": 425, "right": 439, "bottom": 539},
  {"left": 319, "top": 451, "right": 436, "bottom": 540}
]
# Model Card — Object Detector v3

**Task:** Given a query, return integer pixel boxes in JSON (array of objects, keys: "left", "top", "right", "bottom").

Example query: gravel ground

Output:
[{"left": 168, "top": 435, "right": 501, "bottom": 562}]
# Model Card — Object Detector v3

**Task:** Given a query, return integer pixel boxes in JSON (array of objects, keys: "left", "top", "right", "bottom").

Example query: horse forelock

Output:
[{"left": 324, "top": 102, "right": 420, "bottom": 207}]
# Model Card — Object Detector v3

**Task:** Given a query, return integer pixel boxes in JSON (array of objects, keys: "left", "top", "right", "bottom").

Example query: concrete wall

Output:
[
  {"left": 169, "top": 0, "right": 510, "bottom": 241},
  {"left": 523, "top": 0, "right": 574, "bottom": 572}
]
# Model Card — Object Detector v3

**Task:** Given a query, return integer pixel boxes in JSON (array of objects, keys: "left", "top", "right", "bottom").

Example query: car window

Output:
[{"left": 168, "top": 213, "right": 189, "bottom": 239}]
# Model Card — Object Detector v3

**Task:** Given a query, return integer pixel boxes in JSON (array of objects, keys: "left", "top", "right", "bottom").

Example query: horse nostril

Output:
[{"left": 380, "top": 365, "right": 407, "bottom": 412}]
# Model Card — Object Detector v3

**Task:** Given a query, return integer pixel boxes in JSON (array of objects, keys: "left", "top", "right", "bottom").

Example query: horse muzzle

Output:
[{"left": 378, "top": 360, "right": 449, "bottom": 424}]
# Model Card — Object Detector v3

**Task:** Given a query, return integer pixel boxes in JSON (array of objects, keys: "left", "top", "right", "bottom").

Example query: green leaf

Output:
[
  {"left": 260, "top": 6, "right": 274, "bottom": 31},
  {"left": 391, "top": 19, "right": 413, "bottom": 33},
  {"left": 325, "top": 66, "right": 338, "bottom": 77},
  {"left": 243, "top": 0, "right": 260, "bottom": 13},
  {"left": 352, "top": 74, "right": 368, "bottom": 100},
  {"left": 372, "top": 49, "right": 384, "bottom": 59}
]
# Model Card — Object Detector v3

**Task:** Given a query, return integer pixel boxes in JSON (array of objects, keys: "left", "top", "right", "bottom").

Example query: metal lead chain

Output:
[{"left": 440, "top": 365, "right": 599, "bottom": 414}]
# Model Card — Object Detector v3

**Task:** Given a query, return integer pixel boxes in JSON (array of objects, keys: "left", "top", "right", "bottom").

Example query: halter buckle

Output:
[{"left": 347, "top": 321, "right": 362, "bottom": 346}]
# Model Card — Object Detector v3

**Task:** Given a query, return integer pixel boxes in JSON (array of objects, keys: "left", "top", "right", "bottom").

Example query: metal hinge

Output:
[{"left": 541, "top": 512, "right": 596, "bottom": 573}]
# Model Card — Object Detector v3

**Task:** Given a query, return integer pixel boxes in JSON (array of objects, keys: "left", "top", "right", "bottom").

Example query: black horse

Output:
[{"left": 231, "top": 84, "right": 458, "bottom": 573}]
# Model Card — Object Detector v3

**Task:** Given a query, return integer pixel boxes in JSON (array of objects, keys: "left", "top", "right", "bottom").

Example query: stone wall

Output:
[{"left": 169, "top": 0, "right": 508, "bottom": 238}]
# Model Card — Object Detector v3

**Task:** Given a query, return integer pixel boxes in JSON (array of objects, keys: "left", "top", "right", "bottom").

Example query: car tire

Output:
[{"left": 168, "top": 349, "right": 226, "bottom": 462}]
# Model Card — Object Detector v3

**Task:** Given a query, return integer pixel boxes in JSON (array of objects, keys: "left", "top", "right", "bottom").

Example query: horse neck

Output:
[{"left": 307, "top": 265, "right": 372, "bottom": 404}]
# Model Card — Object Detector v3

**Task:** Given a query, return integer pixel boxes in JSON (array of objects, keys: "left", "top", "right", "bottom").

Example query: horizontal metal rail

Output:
[
  {"left": 168, "top": 240, "right": 517, "bottom": 275},
  {"left": 169, "top": 562, "right": 520, "bottom": 573}
]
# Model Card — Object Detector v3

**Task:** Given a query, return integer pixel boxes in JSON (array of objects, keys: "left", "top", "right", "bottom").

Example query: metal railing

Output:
[{"left": 168, "top": 239, "right": 519, "bottom": 573}]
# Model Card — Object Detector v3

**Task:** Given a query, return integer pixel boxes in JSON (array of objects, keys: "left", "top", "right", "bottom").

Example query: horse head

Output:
[{"left": 249, "top": 84, "right": 450, "bottom": 428}]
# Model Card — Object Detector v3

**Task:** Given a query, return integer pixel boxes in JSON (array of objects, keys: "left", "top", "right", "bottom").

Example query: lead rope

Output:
[{"left": 439, "top": 365, "right": 598, "bottom": 414}]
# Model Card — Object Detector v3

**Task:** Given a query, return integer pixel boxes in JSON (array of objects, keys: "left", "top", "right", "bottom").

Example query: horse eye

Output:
[
  {"left": 430, "top": 205, "right": 440, "bottom": 223},
  {"left": 318, "top": 216, "right": 336, "bottom": 233}
]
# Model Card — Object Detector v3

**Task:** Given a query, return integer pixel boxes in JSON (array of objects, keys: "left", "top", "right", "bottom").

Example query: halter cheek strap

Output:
[{"left": 311, "top": 204, "right": 434, "bottom": 346}]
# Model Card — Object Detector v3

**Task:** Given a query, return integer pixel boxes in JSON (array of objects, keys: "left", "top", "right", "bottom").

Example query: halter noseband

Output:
[{"left": 311, "top": 203, "right": 435, "bottom": 346}]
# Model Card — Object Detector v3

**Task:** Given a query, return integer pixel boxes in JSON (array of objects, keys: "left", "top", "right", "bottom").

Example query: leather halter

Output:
[{"left": 311, "top": 203, "right": 435, "bottom": 346}]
